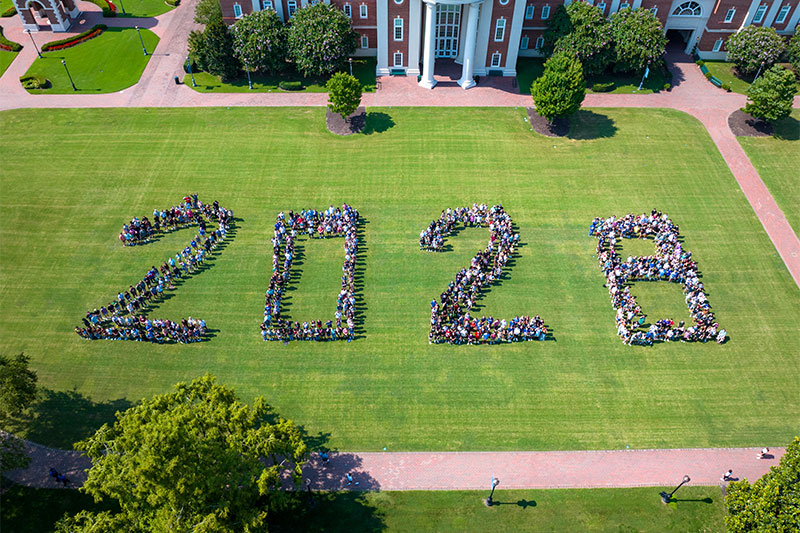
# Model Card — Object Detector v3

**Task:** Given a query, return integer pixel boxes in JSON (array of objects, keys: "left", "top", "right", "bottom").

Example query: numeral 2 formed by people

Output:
[{"left": 75, "top": 199, "right": 726, "bottom": 346}]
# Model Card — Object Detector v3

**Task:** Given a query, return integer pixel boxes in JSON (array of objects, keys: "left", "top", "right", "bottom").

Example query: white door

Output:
[{"left": 434, "top": 4, "right": 461, "bottom": 58}]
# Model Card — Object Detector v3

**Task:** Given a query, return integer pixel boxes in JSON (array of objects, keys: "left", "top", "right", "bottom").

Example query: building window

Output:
[
  {"left": 649, "top": 6, "right": 657, "bottom": 16},
  {"left": 724, "top": 8, "right": 735, "bottom": 22},
  {"left": 585, "top": 0, "right": 593, "bottom": 5},
  {"left": 394, "top": 0, "right": 403, "bottom": 4},
  {"left": 361, "top": 35, "right": 368, "bottom": 48},
  {"left": 394, "top": 52, "right": 403, "bottom": 66},
  {"left": 672, "top": 1, "right": 701, "bottom": 15},
  {"left": 394, "top": 17, "right": 403, "bottom": 41},
  {"left": 491, "top": 52, "right": 502, "bottom": 68},
  {"left": 525, "top": 5, "right": 534, "bottom": 19},
  {"left": 311, "top": 0, "right": 320, "bottom": 4},
  {"left": 752, "top": 4, "right": 767, "bottom": 23},
  {"left": 360, "top": 3, "right": 367, "bottom": 18},
  {"left": 287, "top": 0, "right": 297, "bottom": 16},
  {"left": 776, "top": 5, "right": 790, "bottom": 23},
  {"left": 619, "top": 2, "right": 630, "bottom": 10},
  {"left": 233, "top": 3, "right": 242, "bottom": 17},
  {"left": 494, "top": 18, "right": 506, "bottom": 41},
  {"left": 520, "top": 36, "right": 529, "bottom": 49},
  {"left": 261, "top": 0, "right": 272, "bottom": 9},
  {"left": 535, "top": 36, "right": 544, "bottom": 49},
  {"left": 597, "top": 2, "right": 606, "bottom": 13},
  {"left": 499, "top": 0, "right": 509, "bottom": 4},
  {"left": 344, "top": 3, "right": 351, "bottom": 17},
  {"left": 713, "top": 38, "right": 723, "bottom": 52},
  {"left": 541, "top": 5, "right": 550, "bottom": 19}
]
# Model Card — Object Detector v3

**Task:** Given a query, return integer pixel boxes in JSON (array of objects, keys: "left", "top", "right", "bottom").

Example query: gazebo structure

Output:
[{"left": 13, "top": 0, "right": 81, "bottom": 32}]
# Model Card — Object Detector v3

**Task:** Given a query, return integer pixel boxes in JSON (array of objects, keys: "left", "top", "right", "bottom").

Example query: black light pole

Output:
[
  {"left": 25, "top": 29, "right": 42, "bottom": 59},
  {"left": 348, "top": 57, "right": 353, "bottom": 76},
  {"left": 305, "top": 478, "right": 316, "bottom": 507},
  {"left": 135, "top": 26, "right": 147, "bottom": 56},
  {"left": 186, "top": 56, "right": 196, "bottom": 87},
  {"left": 485, "top": 477, "right": 500, "bottom": 507},
  {"left": 244, "top": 59, "right": 252, "bottom": 90},
  {"left": 660, "top": 475, "right": 691, "bottom": 504},
  {"left": 117, "top": 0, "right": 127, "bottom": 15},
  {"left": 61, "top": 59, "right": 77, "bottom": 91}
]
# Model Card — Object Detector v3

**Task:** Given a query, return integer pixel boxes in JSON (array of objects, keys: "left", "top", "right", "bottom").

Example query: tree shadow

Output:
[
  {"left": 0, "top": 484, "right": 118, "bottom": 533},
  {"left": 268, "top": 490, "right": 386, "bottom": 532},
  {"left": 772, "top": 115, "right": 800, "bottom": 141},
  {"left": 567, "top": 110, "right": 618, "bottom": 140},
  {"left": 361, "top": 112, "right": 395, "bottom": 135}
]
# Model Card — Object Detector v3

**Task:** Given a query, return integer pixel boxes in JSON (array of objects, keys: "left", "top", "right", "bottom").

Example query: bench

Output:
[
  {"left": 709, "top": 76, "right": 723, "bottom": 87},
  {"left": 390, "top": 68, "right": 406, "bottom": 76}
]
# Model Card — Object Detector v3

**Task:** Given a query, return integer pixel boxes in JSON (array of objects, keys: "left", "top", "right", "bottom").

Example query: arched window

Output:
[{"left": 672, "top": 1, "right": 701, "bottom": 16}]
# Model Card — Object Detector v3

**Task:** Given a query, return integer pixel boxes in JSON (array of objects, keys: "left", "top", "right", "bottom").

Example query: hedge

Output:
[
  {"left": 0, "top": 27, "right": 23, "bottom": 52},
  {"left": 20, "top": 74, "right": 49, "bottom": 89},
  {"left": 1, "top": 6, "right": 17, "bottom": 16},
  {"left": 85, "top": 0, "right": 117, "bottom": 17},
  {"left": 592, "top": 82, "right": 615, "bottom": 92},
  {"left": 41, "top": 24, "right": 107, "bottom": 51},
  {"left": 165, "top": 0, "right": 179, "bottom": 5},
  {"left": 279, "top": 81, "right": 303, "bottom": 91}
]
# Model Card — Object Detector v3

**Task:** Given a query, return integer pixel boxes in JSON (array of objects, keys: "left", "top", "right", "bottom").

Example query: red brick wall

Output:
[
  {"left": 697, "top": 30, "right": 734, "bottom": 51},
  {"left": 705, "top": 0, "right": 748, "bottom": 29},
  {"left": 486, "top": 0, "right": 515, "bottom": 68},
  {"left": 387, "top": 0, "right": 409, "bottom": 66}
]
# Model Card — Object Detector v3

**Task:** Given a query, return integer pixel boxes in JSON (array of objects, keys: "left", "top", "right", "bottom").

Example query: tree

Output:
[
  {"left": 610, "top": 7, "right": 667, "bottom": 73},
  {"left": 744, "top": 65, "right": 798, "bottom": 123},
  {"left": 327, "top": 72, "right": 362, "bottom": 122},
  {"left": 550, "top": 2, "right": 613, "bottom": 77},
  {"left": 725, "top": 436, "right": 800, "bottom": 532},
  {"left": 57, "top": 374, "right": 308, "bottom": 532},
  {"left": 287, "top": 3, "right": 358, "bottom": 77},
  {"left": 788, "top": 29, "right": 800, "bottom": 78},
  {"left": 231, "top": 10, "right": 287, "bottom": 75},
  {"left": 1, "top": 431, "right": 31, "bottom": 473},
  {"left": 726, "top": 25, "right": 785, "bottom": 77},
  {"left": 194, "top": 0, "right": 222, "bottom": 26},
  {"left": 542, "top": 5, "right": 572, "bottom": 55},
  {"left": 189, "top": 19, "right": 239, "bottom": 81},
  {"left": 0, "top": 353, "right": 38, "bottom": 420},
  {"left": 531, "top": 52, "right": 586, "bottom": 123}
]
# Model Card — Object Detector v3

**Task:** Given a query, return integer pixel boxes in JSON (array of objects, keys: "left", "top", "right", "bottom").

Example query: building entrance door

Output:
[{"left": 434, "top": 4, "right": 460, "bottom": 58}]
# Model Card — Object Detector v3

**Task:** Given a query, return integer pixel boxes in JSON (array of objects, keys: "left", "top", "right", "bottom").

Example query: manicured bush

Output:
[
  {"left": 279, "top": 81, "right": 302, "bottom": 90},
  {"left": 721, "top": 83, "right": 731, "bottom": 92},
  {"left": 592, "top": 82, "right": 614, "bottom": 92},
  {"left": 548, "top": 2, "right": 613, "bottom": 77},
  {"left": 726, "top": 25, "right": 785, "bottom": 77},
  {"left": 663, "top": 82, "right": 671, "bottom": 91},
  {"left": 188, "top": 19, "right": 238, "bottom": 81},
  {"left": 787, "top": 29, "right": 799, "bottom": 77},
  {"left": 609, "top": 7, "right": 666, "bottom": 73},
  {"left": 41, "top": 24, "right": 107, "bottom": 51},
  {"left": 704, "top": 71, "right": 712, "bottom": 79},
  {"left": 695, "top": 59, "right": 704, "bottom": 66},
  {"left": 85, "top": 0, "right": 117, "bottom": 16},
  {"left": 20, "top": 75, "right": 49, "bottom": 89},
  {"left": 0, "top": 27, "right": 23, "bottom": 52},
  {"left": 531, "top": 52, "right": 586, "bottom": 123},
  {"left": 1, "top": 6, "right": 17, "bottom": 16},
  {"left": 326, "top": 72, "right": 362, "bottom": 121},
  {"left": 744, "top": 65, "right": 798, "bottom": 123},
  {"left": 231, "top": 9, "right": 287, "bottom": 75},
  {"left": 287, "top": 3, "right": 358, "bottom": 77}
]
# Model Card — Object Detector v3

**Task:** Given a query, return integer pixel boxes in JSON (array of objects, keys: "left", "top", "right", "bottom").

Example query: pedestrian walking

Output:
[
  {"left": 757, "top": 447, "right": 769, "bottom": 459},
  {"left": 721, "top": 469, "right": 733, "bottom": 481}
]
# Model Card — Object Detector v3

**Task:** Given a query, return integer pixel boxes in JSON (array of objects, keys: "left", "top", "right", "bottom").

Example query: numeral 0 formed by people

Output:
[{"left": 75, "top": 199, "right": 725, "bottom": 347}]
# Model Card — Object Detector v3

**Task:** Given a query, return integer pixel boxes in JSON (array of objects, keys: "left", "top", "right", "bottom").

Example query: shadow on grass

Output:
[
  {"left": 773, "top": 116, "right": 800, "bottom": 141},
  {"left": 492, "top": 498, "right": 537, "bottom": 508},
  {"left": 269, "top": 491, "right": 386, "bottom": 532},
  {"left": 670, "top": 497, "right": 714, "bottom": 504},
  {"left": 362, "top": 112, "right": 395, "bottom": 135},
  {"left": 567, "top": 110, "right": 618, "bottom": 140}
]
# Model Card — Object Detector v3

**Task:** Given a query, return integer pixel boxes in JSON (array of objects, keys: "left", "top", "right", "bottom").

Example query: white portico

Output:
[{"left": 418, "top": 0, "right": 484, "bottom": 89}]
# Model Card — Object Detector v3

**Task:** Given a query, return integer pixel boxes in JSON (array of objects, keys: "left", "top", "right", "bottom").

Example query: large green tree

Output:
[
  {"left": 287, "top": 3, "right": 358, "bottom": 77},
  {"left": 725, "top": 436, "right": 800, "bottom": 532},
  {"left": 609, "top": 7, "right": 666, "bottom": 73},
  {"left": 744, "top": 65, "right": 798, "bottom": 124},
  {"left": 788, "top": 29, "right": 800, "bottom": 78},
  {"left": 56, "top": 374, "right": 308, "bottom": 533},
  {"left": 726, "top": 25, "right": 785, "bottom": 77},
  {"left": 548, "top": 2, "right": 613, "bottom": 77},
  {"left": 193, "top": 0, "right": 222, "bottom": 26},
  {"left": 327, "top": 72, "right": 362, "bottom": 122},
  {"left": 231, "top": 9, "right": 287, "bottom": 75},
  {"left": 531, "top": 52, "right": 586, "bottom": 123},
  {"left": 189, "top": 19, "right": 239, "bottom": 81},
  {"left": 0, "top": 353, "right": 38, "bottom": 419}
]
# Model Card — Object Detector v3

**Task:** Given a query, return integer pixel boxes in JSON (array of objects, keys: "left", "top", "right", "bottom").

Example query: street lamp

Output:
[
  {"left": 348, "top": 57, "right": 353, "bottom": 76},
  {"left": 25, "top": 29, "right": 42, "bottom": 59},
  {"left": 305, "top": 478, "right": 316, "bottom": 507},
  {"left": 660, "top": 475, "right": 691, "bottom": 504},
  {"left": 135, "top": 26, "right": 147, "bottom": 56},
  {"left": 186, "top": 56, "right": 196, "bottom": 87},
  {"left": 244, "top": 59, "right": 252, "bottom": 90},
  {"left": 61, "top": 59, "right": 77, "bottom": 91},
  {"left": 485, "top": 477, "right": 500, "bottom": 507},
  {"left": 117, "top": 0, "right": 127, "bottom": 15}
]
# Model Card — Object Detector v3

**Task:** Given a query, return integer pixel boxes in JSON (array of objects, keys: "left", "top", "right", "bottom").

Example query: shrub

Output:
[
  {"left": 549, "top": 2, "right": 613, "bottom": 77},
  {"left": 663, "top": 82, "right": 671, "bottom": 91},
  {"left": 531, "top": 52, "right": 586, "bottom": 123},
  {"left": 231, "top": 9, "right": 287, "bottom": 75},
  {"left": 704, "top": 71, "right": 712, "bottom": 79},
  {"left": 189, "top": 19, "right": 238, "bottom": 81},
  {"left": 41, "top": 24, "right": 106, "bottom": 51},
  {"left": 788, "top": 29, "right": 799, "bottom": 77},
  {"left": 194, "top": 0, "right": 222, "bottom": 25},
  {"left": 695, "top": 59, "right": 704, "bottom": 66},
  {"left": 20, "top": 75, "right": 49, "bottom": 89},
  {"left": 745, "top": 65, "right": 797, "bottom": 123},
  {"left": 1, "top": 6, "right": 17, "bottom": 16},
  {"left": 726, "top": 25, "right": 784, "bottom": 76},
  {"left": 166, "top": 0, "right": 179, "bottom": 6},
  {"left": 592, "top": 82, "right": 614, "bottom": 92},
  {"left": 721, "top": 83, "right": 731, "bottom": 92},
  {"left": 326, "top": 72, "right": 362, "bottom": 121},
  {"left": 609, "top": 7, "right": 666, "bottom": 73},
  {"left": 288, "top": 3, "right": 359, "bottom": 77},
  {"left": 279, "top": 81, "right": 302, "bottom": 91},
  {"left": 0, "top": 27, "right": 22, "bottom": 52}
]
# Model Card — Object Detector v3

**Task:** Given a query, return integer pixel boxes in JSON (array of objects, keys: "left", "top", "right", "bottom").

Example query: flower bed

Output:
[
  {"left": 41, "top": 24, "right": 107, "bottom": 52},
  {"left": 85, "top": 0, "right": 116, "bottom": 17},
  {"left": 0, "top": 27, "right": 22, "bottom": 52}
]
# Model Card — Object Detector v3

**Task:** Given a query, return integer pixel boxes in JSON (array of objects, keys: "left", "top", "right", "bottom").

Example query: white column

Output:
[
  {"left": 503, "top": 0, "right": 526, "bottom": 76},
  {"left": 472, "top": 0, "right": 493, "bottom": 75},
  {"left": 458, "top": 3, "right": 480, "bottom": 89},
  {"left": 762, "top": 0, "right": 783, "bottom": 27},
  {"left": 419, "top": 1, "right": 437, "bottom": 89},
  {"left": 376, "top": 0, "right": 390, "bottom": 75},
  {"left": 408, "top": 0, "right": 422, "bottom": 75},
  {"left": 274, "top": 0, "right": 284, "bottom": 21}
]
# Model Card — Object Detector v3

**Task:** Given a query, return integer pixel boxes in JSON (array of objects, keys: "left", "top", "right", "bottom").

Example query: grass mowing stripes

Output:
[{"left": 0, "top": 107, "right": 798, "bottom": 453}]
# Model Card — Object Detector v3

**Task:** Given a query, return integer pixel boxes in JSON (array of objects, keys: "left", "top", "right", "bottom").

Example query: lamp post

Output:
[
  {"left": 25, "top": 29, "right": 42, "bottom": 59},
  {"left": 117, "top": 0, "right": 127, "bottom": 15},
  {"left": 244, "top": 59, "right": 252, "bottom": 90},
  {"left": 660, "top": 475, "right": 691, "bottom": 504},
  {"left": 135, "top": 26, "right": 147, "bottom": 56},
  {"left": 305, "top": 478, "right": 316, "bottom": 507},
  {"left": 186, "top": 56, "right": 196, "bottom": 87},
  {"left": 348, "top": 57, "right": 353, "bottom": 76},
  {"left": 61, "top": 59, "right": 77, "bottom": 91},
  {"left": 485, "top": 477, "right": 500, "bottom": 507}
]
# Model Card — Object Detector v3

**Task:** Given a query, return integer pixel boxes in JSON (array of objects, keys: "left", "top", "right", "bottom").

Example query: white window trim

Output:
[
  {"left": 520, "top": 35, "right": 529, "bottom": 49},
  {"left": 649, "top": 6, "right": 657, "bottom": 16},
  {"left": 262, "top": 0, "right": 273, "bottom": 9},
  {"left": 361, "top": 34, "right": 369, "bottom": 48},
  {"left": 541, "top": 5, "right": 550, "bottom": 19},
  {"left": 713, "top": 38, "right": 723, "bottom": 52},
  {"left": 498, "top": 0, "right": 509, "bottom": 4},
  {"left": 360, "top": 3, "right": 367, "bottom": 18},
  {"left": 394, "top": 17, "right": 403, "bottom": 41},
  {"left": 619, "top": 2, "right": 630, "bottom": 9},
  {"left": 490, "top": 52, "right": 502, "bottom": 68},
  {"left": 393, "top": 51, "right": 403, "bottom": 67},
  {"left": 775, "top": 5, "right": 790, "bottom": 23},
  {"left": 597, "top": 2, "right": 606, "bottom": 14},
  {"left": 724, "top": 8, "right": 735, "bottom": 23},
  {"left": 752, "top": 4, "right": 766, "bottom": 23},
  {"left": 233, "top": 3, "right": 243, "bottom": 17},
  {"left": 344, "top": 3, "right": 351, "bottom": 18},
  {"left": 394, "top": 0, "right": 404, "bottom": 4},
  {"left": 494, "top": 18, "right": 506, "bottom": 42},
  {"left": 535, "top": 36, "right": 544, "bottom": 49},
  {"left": 525, "top": 5, "right": 534, "bottom": 19},
  {"left": 287, "top": 0, "right": 297, "bottom": 16}
]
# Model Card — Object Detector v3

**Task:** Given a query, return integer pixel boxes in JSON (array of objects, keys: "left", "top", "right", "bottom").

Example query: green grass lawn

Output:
[
  {"left": 0, "top": 0, "right": 15, "bottom": 14},
  {"left": 0, "top": 49, "right": 17, "bottom": 78},
  {"left": 703, "top": 61, "right": 800, "bottom": 94},
  {"left": 1, "top": 107, "right": 799, "bottom": 453},
  {"left": 737, "top": 109, "right": 800, "bottom": 236},
  {"left": 516, "top": 58, "right": 669, "bottom": 95},
  {"left": 185, "top": 57, "right": 377, "bottom": 93},
  {"left": 112, "top": 0, "right": 175, "bottom": 18},
  {"left": 22, "top": 27, "right": 158, "bottom": 94},
  {"left": 0, "top": 484, "right": 724, "bottom": 532}
]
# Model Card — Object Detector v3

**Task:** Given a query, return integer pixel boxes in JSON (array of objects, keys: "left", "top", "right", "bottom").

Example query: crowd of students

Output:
[
  {"left": 421, "top": 204, "right": 548, "bottom": 344},
  {"left": 262, "top": 205, "right": 359, "bottom": 341},
  {"left": 75, "top": 195, "right": 233, "bottom": 343},
  {"left": 589, "top": 210, "right": 726, "bottom": 346}
]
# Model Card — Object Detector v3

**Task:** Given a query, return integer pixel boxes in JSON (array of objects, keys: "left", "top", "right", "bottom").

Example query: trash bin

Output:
[{"left": 174, "top": 76, "right": 180, "bottom": 85}]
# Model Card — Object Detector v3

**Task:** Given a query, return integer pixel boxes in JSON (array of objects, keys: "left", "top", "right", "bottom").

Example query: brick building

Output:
[
  {"left": 13, "top": 0, "right": 81, "bottom": 32},
  {"left": 219, "top": 0, "right": 799, "bottom": 88}
]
